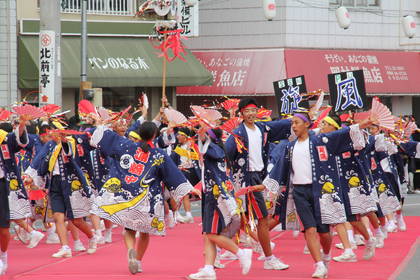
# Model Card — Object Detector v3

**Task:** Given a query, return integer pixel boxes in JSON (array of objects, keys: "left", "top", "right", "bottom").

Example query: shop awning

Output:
[
  {"left": 177, "top": 49, "right": 286, "bottom": 96},
  {"left": 18, "top": 36, "right": 212, "bottom": 89},
  {"left": 284, "top": 49, "right": 420, "bottom": 95}
]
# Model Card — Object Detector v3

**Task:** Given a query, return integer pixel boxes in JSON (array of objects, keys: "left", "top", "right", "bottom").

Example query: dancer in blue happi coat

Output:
[
  {"left": 25, "top": 130, "right": 97, "bottom": 258},
  {"left": 261, "top": 112, "right": 372, "bottom": 278},
  {"left": 225, "top": 98, "right": 292, "bottom": 271},
  {"left": 90, "top": 121, "right": 198, "bottom": 275},
  {"left": 189, "top": 128, "right": 252, "bottom": 280},
  {"left": 0, "top": 117, "right": 31, "bottom": 275},
  {"left": 170, "top": 127, "right": 201, "bottom": 224},
  {"left": 319, "top": 115, "right": 376, "bottom": 263}
]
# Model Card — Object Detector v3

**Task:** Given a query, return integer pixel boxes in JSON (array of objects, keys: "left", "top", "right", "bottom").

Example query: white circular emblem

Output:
[
  {"left": 238, "top": 158, "right": 245, "bottom": 167},
  {"left": 267, "top": 163, "right": 274, "bottom": 173},
  {"left": 120, "top": 154, "right": 134, "bottom": 169},
  {"left": 77, "top": 138, "right": 83, "bottom": 144},
  {"left": 322, "top": 137, "right": 329, "bottom": 144},
  {"left": 218, "top": 162, "right": 226, "bottom": 172}
]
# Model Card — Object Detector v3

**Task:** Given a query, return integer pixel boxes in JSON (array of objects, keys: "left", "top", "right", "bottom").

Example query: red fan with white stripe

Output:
[
  {"left": 191, "top": 105, "right": 222, "bottom": 128},
  {"left": 13, "top": 105, "right": 47, "bottom": 119},
  {"left": 220, "top": 98, "right": 240, "bottom": 111},
  {"left": 219, "top": 117, "right": 242, "bottom": 134},
  {"left": 164, "top": 108, "right": 187, "bottom": 125},
  {"left": 370, "top": 98, "right": 394, "bottom": 130},
  {"left": 257, "top": 108, "right": 272, "bottom": 119},
  {"left": 42, "top": 104, "right": 61, "bottom": 115}
]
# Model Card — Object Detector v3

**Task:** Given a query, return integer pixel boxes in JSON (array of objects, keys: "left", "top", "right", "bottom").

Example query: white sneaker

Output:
[
  {"left": 375, "top": 236, "right": 384, "bottom": 248},
  {"left": 137, "top": 260, "right": 142, "bottom": 273},
  {"left": 46, "top": 233, "right": 60, "bottom": 244},
  {"left": 74, "top": 241, "right": 86, "bottom": 252},
  {"left": 87, "top": 238, "right": 97, "bottom": 254},
  {"left": 303, "top": 245, "right": 310, "bottom": 255},
  {"left": 312, "top": 263, "right": 328, "bottom": 278},
  {"left": 238, "top": 249, "right": 252, "bottom": 275},
  {"left": 381, "top": 226, "right": 388, "bottom": 239},
  {"left": 321, "top": 252, "right": 331, "bottom": 270},
  {"left": 272, "top": 223, "right": 283, "bottom": 232},
  {"left": 387, "top": 221, "right": 397, "bottom": 233},
  {"left": 354, "top": 234, "right": 365, "bottom": 246},
  {"left": 214, "top": 257, "right": 225, "bottom": 269},
  {"left": 52, "top": 248, "right": 72, "bottom": 258},
  {"left": 104, "top": 230, "right": 113, "bottom": 243},
  {"left": 188, "top": 268, "right": 216, "bottom": 280},
  {"left": 184, "top": 215, "right": 194, "bottom": 224},
  {"left": 0, "top": 260, "right": 5, "bottom": 275},
  {"left": 333, "top": 251, "right": 357, "bottom": 262},
  {"left": 219, "top": 250, "right": 238, "bottom": 260},
  {"left": 96, "top": 234, "right": 105, "bottom": 245},
  {"left": 0, "top": 255, "right": 7, "bottom": 275},
  {"left": 176, "top": 214, "right": 187, "bottom": 223},
  {"left": 363, "top": 238, "right": 376, "bottom": 260},
  {"left": 27, "top": 231, "right": 45, "bottom": 248},
  {"left": 396, "top": 215, "right": 407, "bottom": 231},
  {"left": 128, "top": 248, "right": 139, "bottom": 274},
  {"left": 263, "top": 256, "right": 289, "bottom": 270},
  {"left": 14, "top": 225, "right": 30, "bottom": 244},
  {"left": 165, "top": 210, "right": 176, "bottom": 228},
  {"left": 335, "top": 242, "right": 357, "bottom": 250}
]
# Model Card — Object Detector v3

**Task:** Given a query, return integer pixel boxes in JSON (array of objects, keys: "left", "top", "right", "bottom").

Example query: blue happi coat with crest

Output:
[
  {"left": 91, "top": 127, "right": 193, "bottom": 235},
  {"left": 264, "top": 126, "right": 365, "bottom": 225},
  {"left": 26, "top": 139, "right": 92, "bottom": 219}
]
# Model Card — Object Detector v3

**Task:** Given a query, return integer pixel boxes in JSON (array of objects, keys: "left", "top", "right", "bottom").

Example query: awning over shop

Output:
[
  {"left": 177, "top": 49, "right": 286, "bottom": 96},
  {"left": 284, "top": 49, "right": 420, "bottom": 95},
  {"left": 18, "top": 36, "right": 212, "bottom": 89}
]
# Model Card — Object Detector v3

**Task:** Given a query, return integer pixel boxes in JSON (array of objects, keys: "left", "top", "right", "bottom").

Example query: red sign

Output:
[
  {"left": 177, "top": 49, "right": 286, "bottom": 96},
  {"left": 317, "top": 146, "right": 329, "bottom": 162},
  {"left": 285, "top": 49, "right": 420, "bottom": 94}
]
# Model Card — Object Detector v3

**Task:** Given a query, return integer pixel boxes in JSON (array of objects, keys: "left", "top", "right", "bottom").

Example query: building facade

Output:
[
  {"left": 14, "top": 0, "right": 210, "bottom": 117},
  {"left": 0, "top": 0, "right": 18, "bottom": 107},
  {"left": 180, "top": 0, "right": 420, "bottom": 119}
]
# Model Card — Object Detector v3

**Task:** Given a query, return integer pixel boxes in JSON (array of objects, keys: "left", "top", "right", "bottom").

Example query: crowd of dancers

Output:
[{"left": 0, "top": 95, "right": 419, "bottom": 279}]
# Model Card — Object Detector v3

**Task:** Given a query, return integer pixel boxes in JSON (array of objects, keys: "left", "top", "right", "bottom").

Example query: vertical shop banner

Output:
[
  {"left": 273, "top": 75, "right": 309, "bottom": 114},
  {"left": 328, "top": 69, "right": 367, "bottom": 112},
  {"left": 39, "top": 30, "right": 55, "bottom": 105},
  {"left": 178, "top": 0, "right": 199, "bottom": 37}
]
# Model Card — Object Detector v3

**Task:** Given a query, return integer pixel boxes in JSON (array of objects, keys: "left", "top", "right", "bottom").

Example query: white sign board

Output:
[
  {"left": 39, "top": 30, "right": 55, "bottom": 105},
  {"left": 178, "top": 0, "right": 199, "bottom": 37}
]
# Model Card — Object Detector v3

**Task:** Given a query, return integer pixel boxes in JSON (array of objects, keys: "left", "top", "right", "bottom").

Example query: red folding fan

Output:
[
  {"left": 13, "top": 105, "right": 47, "bottom": 119},
  {"left": 0, "top": 110, "right": 12, "bottom": 121},
  {"left": 41, "top": 104, "right": 61, "bottom": 115},
  {"left": 164, "top": 108, "right": 187, "bottom": 125},
  {"left": 220, "top": 98, "right": 240, "bottom": 111},
  {"left": 371, "top": 98, "right": 395, "bottom": 130},
  {"left": 78, "top": 100, "right": 98, "bottom": 116}
]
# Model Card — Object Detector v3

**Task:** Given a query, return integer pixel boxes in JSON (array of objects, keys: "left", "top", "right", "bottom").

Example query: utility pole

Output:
[
  {"left": 39, "top": 0, "right": 61, "bottom": 106},
  {"left": 80, "top": 0, "right": 92, "bottom": 101}
]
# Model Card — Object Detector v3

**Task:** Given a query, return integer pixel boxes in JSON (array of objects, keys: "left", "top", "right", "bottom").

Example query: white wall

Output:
[
  {"left": 0, "top": 0, "right": 18, "bottom": 107},
  {"left": 186, "top": 0, "right": 420, "bottom": 51}
]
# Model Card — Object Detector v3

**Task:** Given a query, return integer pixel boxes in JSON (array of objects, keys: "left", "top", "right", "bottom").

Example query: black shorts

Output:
[
  {"left": 0, "top": 179, "right": 10, "bottom": 228},
  {"left": 293, "top": 184, "right": 330, "bottom": 233},
  {"left": 49, "top": 176, "right": 72, "bottom": 218},
  {"left": 245, "top": 172, "right": 268, "bottom": 219},
  {"left": 376, "top": 203, "right": 384, "bottom": 218}
]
